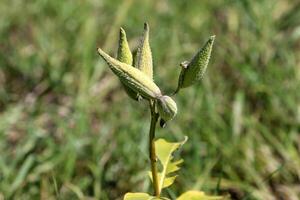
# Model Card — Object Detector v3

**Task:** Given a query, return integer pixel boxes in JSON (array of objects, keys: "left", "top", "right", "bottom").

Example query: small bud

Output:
[
  {"left": 175, "top": 35, "right": 215, "bottom": 93},
  {"left": 135, "top": 22, "right": 153, "bottom": 79},
  {"left": 156, "top": 95, "right": 177, "bottom": 122}
]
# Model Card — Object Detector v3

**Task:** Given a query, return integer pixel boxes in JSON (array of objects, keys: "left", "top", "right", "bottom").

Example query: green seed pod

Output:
[
  {"left": 156, "top": 95, "right": 177, "bottom": 122},
  {"left": 117, "top": 27, "right": 140, "bottom": 101},
  {"left": 117, "top": 27, "right": 133, "bottom": 65},
  {"left": 135, "top": 22, "right": 153, "bottom": 79},
  {"left": 121, "top": 81, "right": 141, "bottom": 101},
  {"left": 98, "top": 47, "right": 162, "bottom": 100},
  {"left": 175, "top": 35, "right": 215, "bottom": 93}
]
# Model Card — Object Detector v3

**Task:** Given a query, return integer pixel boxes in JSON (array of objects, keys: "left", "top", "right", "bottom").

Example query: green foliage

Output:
[
  {"left": 177, "top": 191, "right": 224, "bottom": 200},
  {"left": 148, "top": 137, "right": 187, "bottom": 193},
  {"left": 126, "top": 138, "right": 224, "bottom": 199},
  {"left": 1, "top": 0, "right": 300, "bottom": 199},
  {"left": 124, "top": 193, "right": 165, "bottom": 200},
  {"left": 124, "top": 191, "right": 224, "bottom": 200},
  {"left": 124, "top": 192, "right": 153, "bottom": 200}
]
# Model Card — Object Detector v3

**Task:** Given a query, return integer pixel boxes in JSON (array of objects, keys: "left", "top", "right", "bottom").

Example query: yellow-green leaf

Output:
[
  {"left": 162, "top": 175, "right": 178, "bottom": 188},
  {"left": 124, "top": 193, "right": 152, "bottom": 200},
  {"left": 135, "top": 22, "right": 153, "bottom": 79},
  {"left": 177, "top": 190, "right": 224, "bottom": 200},
  {"left": 166, "top": 159, "right": 183, "bottom": 174},
  {"left": 149, "top": 137, "right": 188, "bottom": 193},
  {"left": 123, "top": 193, "right": 168, "bottom": 200}
]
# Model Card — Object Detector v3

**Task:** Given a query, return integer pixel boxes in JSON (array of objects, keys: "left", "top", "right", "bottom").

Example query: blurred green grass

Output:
[{"left": 0, "top": 0, "right": 300, "bottom": 199}]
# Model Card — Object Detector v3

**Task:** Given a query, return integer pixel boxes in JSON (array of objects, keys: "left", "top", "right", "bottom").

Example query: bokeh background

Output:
[{"left": 0, "top": 0, "right": 300, "bottom": 199}]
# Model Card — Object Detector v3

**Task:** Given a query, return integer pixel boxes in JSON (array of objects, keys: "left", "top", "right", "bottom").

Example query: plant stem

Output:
[{"left": 149, "top": 101, "right": 160, "bottom": 197}]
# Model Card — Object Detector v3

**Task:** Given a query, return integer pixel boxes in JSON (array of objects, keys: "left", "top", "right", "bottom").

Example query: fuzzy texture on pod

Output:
[
  {"left": 117, "top": 27, "right": 140, "bottom": 101},
  {"left": 156, "top": 95, "right": 177, "bottom": 122},
  {"left": 98, "top": 47, "right": 162, "bottom": 100},
  {"left": 135, "top": 23, "right": 153, "bottom": 79},
  {"left": 117, "top": 27, "right": 133, "bottom": 64},
  {"left": 175, "top": 35, "right": 215, "bottom": 93}
]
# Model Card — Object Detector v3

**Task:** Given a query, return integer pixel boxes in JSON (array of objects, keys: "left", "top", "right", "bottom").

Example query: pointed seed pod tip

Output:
[{"left": 135, "top": 22, "right": 153, "bottom": 79}]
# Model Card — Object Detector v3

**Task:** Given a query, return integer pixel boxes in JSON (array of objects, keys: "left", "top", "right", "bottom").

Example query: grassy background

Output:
[{"left": 0, "top": 0, "right": 300, "bottom": 199}]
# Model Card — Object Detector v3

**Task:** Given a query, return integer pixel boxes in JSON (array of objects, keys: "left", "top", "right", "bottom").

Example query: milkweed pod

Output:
[
  {"left": 156, "top": 95, "right": 177, "bottom": 122},
  {"left": 121, "top": 83, "right": 141, "bottom": 101},
  {"left": 117, "top": 27, "right": 140, "bottom": 101},
  {"left": 98, "top": 47, "right": 162, "bottom": 100},
  {"left": 117, "top": 27, "right": 133, "bottom": 65},
  {"left": 135, "top": 22, "right": 153, "bottom": 79},
  {"left": 175, "top": 35, "right": 215, "bottom": 93}
]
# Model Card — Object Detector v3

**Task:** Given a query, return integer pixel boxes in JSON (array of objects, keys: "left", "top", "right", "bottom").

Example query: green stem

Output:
[{"left": 149, "top": 101, "right": 160, "bottom": 197}]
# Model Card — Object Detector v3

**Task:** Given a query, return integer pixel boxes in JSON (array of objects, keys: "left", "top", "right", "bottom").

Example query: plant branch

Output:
[{"left": 149, "top": 100, "right": 160, "bottom": 197}]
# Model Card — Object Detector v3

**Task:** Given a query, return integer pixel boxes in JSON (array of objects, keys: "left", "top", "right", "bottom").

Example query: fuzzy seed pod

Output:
[
  {"left": 117, "top": 27, "right": 133, "bottom": 65},
  {"left": 135, "top": 23, "right": 153, "bottom": 79},
  {"left": 175, "top": 35, "right": 215, "bottom": 93},
  {"left": 117, "top": 27, "right": 140, "bottom": 101},
  {"left": 156, "top": 95, "right": 177, "bottom": 122},
  {"left": 98, "top": 48, "right": 162, "bottom": 100}
]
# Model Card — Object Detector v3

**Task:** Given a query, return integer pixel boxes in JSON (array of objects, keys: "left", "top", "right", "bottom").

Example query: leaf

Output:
[
  {"left": 177, "top": 190, "right": 224, "bottom": 200},
  {"left": 124, "top": 193, "right": 152, "bottom": 200},
  {"left": 135, "top": 22, "right": 153, "bottom": 79},
  {"left": 149, "top": 137, "right": 188, "bottom": 193},
  {"left": 123, "top": 193, "right": 166, "bottom": 200}
]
